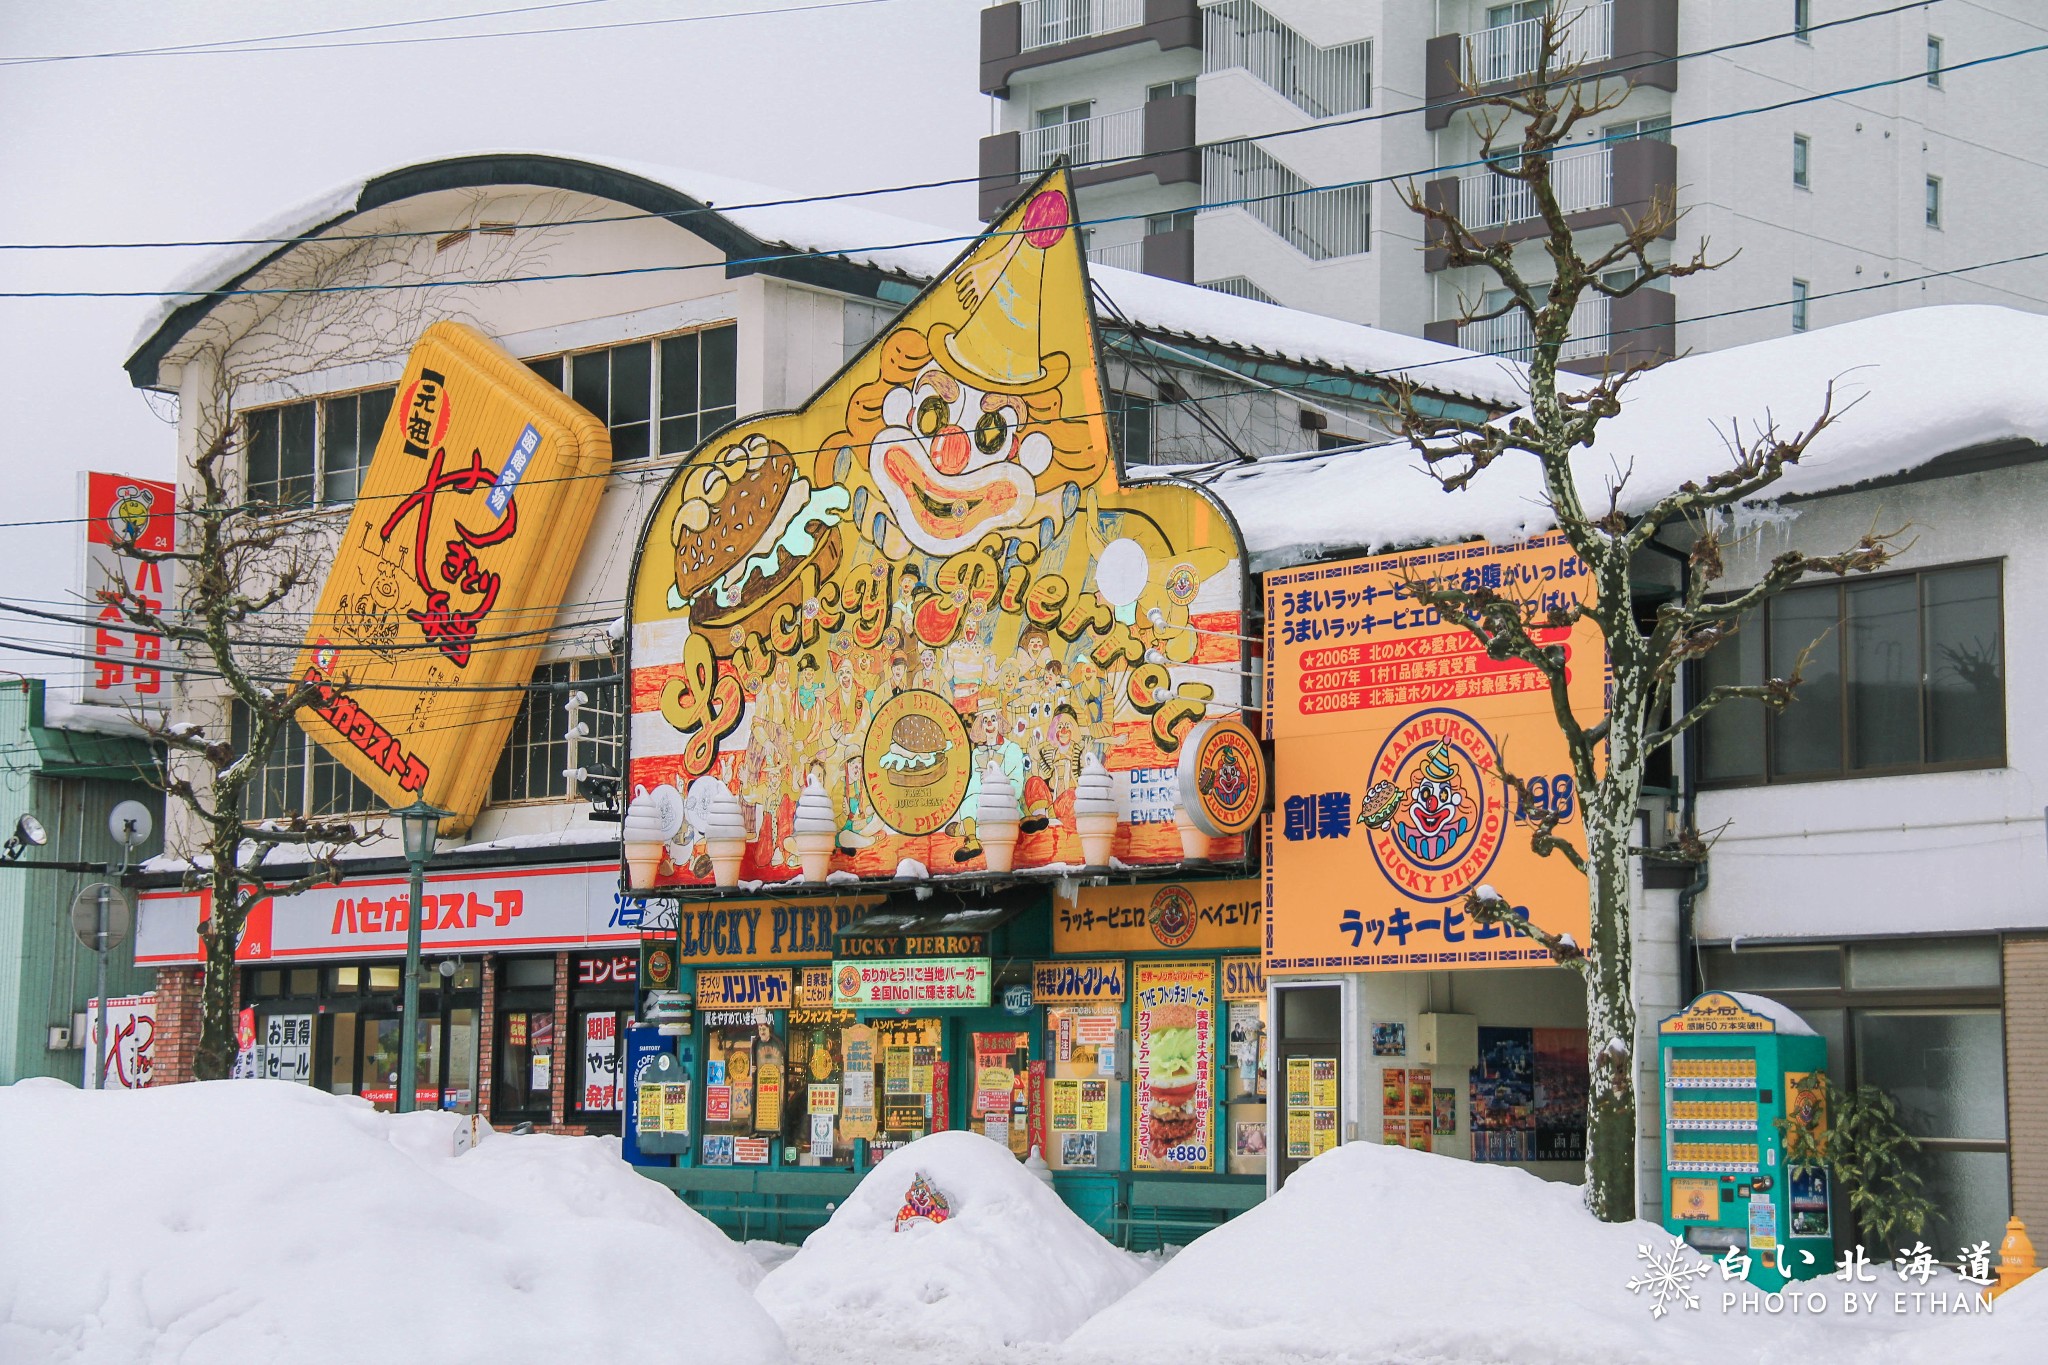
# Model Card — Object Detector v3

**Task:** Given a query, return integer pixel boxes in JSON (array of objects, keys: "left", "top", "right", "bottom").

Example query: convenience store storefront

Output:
[
  {"left": 633, "top": 878, "right": 1269, "bottom": 1246},
  {"left": 134, "top": 859, "right": 650, "bottom": 1131}
]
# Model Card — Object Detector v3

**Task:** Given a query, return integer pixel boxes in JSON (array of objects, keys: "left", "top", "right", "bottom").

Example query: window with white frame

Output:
[
  {"left": 1794, "top": 0, "right": 1810, "bottom": 41},
  {"left": 1927, "top": 36, "right": 1942, "bottom": 86},
  {"left": 1792, "top": 133, "right": 1810, "bottom": 188},
  {"left": 1603, "top": 115, "right": 1671, "bottom": 144},
  {"left": 232, "top": 700, "right": 382, "bottom": 819},
  {"left": 489, "top": 658, "right": 621, "bottom": 804},
  {"left": 242, "top": 387, "right": 394, "bottom": 508},
  {"left": 1790, "top": 278, "right": 1809, "bottom": 331},
  {"left": 524, "top": 323, "right": 737, "bottom": 462},
  {"left": 1926, "top": 175, "right": 1942, "bottom": 228},
  {"left": 1148, "top": 78, "right": 1196, "bottom": 102}
]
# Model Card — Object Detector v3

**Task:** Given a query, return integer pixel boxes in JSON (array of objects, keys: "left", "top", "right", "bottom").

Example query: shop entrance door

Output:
[{"left": 1272, "top": 983, "right": 1343, "bottom": 1191}]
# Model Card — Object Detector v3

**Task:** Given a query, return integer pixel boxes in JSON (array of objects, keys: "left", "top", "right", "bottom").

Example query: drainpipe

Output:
[{"left": 1639, "top": 538, "right": 1703, "bottom": 1006}]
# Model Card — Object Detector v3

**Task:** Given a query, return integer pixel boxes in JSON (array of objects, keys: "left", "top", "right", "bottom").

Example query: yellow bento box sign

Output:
[{"left": 292, "top": 321, "right": 610, "bottom": 832}]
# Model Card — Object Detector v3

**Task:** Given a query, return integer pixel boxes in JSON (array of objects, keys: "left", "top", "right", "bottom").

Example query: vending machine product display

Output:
[{"left": 1658, "top": 992, "right": 1831, "bottom": 1289}]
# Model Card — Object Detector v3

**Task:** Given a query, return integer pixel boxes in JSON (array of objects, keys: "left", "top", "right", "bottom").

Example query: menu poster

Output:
[
  {"left": 1432, "top": 1087, "right": 1456, "bottom": 1136},
  {"left": 1406, "top": 1118, "right": 1431, "bottom": 1151},
  {"left": 1132, "top": 961, "right": 1216, "bottom": 1173},
  {"left": 662, "top": 1083, "right": 690, "bottom": 1135},
  {"left": 636, "top": 1083, "right": 662, "bottom": 1134},
  {"left": 1286, "top": 1057, "right": 1312, "bottom": 1109},
  {"left": 755, "top": 1061, "right": 785, "bottom": 1134},
  {"left": 1382, "top": 1118, "right": 1405, "bottom": 1145},
  {"left": 1407, "top": 1068, "right": 1432, "bottom": 1116},
  {"left": 1383, "top": 1067, "right": 1406, "bottom": 1116},
  {"left": 1311, "top": 1106, "right": 1338, "bottom": 1156},
  {"left": 1050, "top": 1078, "right": 1112, "bottom": 1132}
]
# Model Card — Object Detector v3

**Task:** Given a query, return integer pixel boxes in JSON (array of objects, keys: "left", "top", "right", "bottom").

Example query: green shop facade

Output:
[{"left": 625, "top": 876, "right": 1268, "bottom": 1247}]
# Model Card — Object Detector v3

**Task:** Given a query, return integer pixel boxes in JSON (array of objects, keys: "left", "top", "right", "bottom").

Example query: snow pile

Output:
[
  {"left": 1070, "top": 1141, "right": 1972, "bottom": 1365},
  {"left": 1209, "top": 305, "right": 2048, "bottom": 570},
  {"left": 0, "top": 1079, "right": 785, "bottom": 1365},
  {"left": 757, "top": 1131, "right": 1150, "bottom": 1353}
]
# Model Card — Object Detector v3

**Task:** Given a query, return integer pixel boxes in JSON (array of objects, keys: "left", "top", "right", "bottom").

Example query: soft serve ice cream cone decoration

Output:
[
  {"left": 793, "top": 776, "right": 838, "bottom": 883},
  {"left": 704, "top": 784, "right": 749, "bottom": 888},
  {"left": 974, "top": 762, "right": 1021, "bottom": 873},
  {"left": 1075, "top": 753, "right": 1118, "bottom": 869}
]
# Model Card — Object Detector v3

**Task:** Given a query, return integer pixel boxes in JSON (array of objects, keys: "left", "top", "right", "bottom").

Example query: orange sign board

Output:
[
  {"left": 292, "top": 322, "right": 611, "bottom": 832},
  {"left": 625, "top": 169, "right": 1248, "bottom": 889},
  {"left": 1263, "top": 533, "right": 1599, "bottom": 973}
]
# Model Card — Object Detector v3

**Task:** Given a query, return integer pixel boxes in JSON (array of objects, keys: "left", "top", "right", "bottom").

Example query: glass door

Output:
[{"left": 361, "top": 1014, "right": 403, "bottom": 1110}]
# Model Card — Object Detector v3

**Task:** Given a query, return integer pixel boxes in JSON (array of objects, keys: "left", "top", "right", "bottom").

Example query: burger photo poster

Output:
[
  {"left": 1132, "top": 960, "right": 1216, "bottom": 1172},
  {"left": 624, "top": 167, "right": 1250, "bottom": 891}
]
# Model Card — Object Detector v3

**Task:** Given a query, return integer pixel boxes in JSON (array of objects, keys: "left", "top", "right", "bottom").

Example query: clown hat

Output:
[
  {"left": 1419, "top": 740, "right": 1459, "bottom": 783},
  {"left": 928, "top": 190, "right": 1074, "bottom": 396}
]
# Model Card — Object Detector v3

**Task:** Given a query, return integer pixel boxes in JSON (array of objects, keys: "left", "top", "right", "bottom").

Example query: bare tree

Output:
[
  {"left": 1392, "top": 16, "right": 1895, "bottom": 1220},
  {"left": 95, "top": 193, "right": 573, "bottom": 1078}
]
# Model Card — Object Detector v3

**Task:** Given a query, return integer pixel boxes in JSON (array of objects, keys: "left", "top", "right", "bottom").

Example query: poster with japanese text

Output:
[
  {"left": 582, "top": 1012, "right": 621, "bottom": 1111},
  {"left": 1131, "top": 960, "right": 1215, "bottom": 1172},
  {"left": 625, "top": 166, "right": 1248, "bottom": 891},
  {"left": 291, "top": 321, "right": 612, "bottom": 833},
  {"left": 1264, "top": 533, "right": 1600, "bottom": 973}
]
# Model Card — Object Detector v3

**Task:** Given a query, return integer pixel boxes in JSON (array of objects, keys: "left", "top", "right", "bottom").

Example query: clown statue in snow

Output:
[{"left": 624, "top": 167, "right": 1250, "bottom": 891}]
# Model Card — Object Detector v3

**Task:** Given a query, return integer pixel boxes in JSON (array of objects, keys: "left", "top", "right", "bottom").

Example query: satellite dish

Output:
[{"left": 109, "top": 800, "right": 154, "bottom": 849}]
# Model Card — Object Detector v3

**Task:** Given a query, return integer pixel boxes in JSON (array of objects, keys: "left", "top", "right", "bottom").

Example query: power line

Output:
[
  {"left": 0, "top": 0, "right": 904, "bottom": 67},
  {"left": 0, "top": 0, "right": 1948, "bottom": 253},
  {"left": 9, "top": 38, "right": 2036, "bottom": 305}
]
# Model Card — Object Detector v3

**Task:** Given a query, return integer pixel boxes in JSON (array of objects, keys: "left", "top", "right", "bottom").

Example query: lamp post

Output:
[{"left": 393, "top": 798, "right": 450, "bottom": 1114}]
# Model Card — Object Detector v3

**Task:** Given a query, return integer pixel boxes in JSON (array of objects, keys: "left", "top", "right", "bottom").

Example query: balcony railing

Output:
[
  {"left": 1458, "top": 146, "right": 1612, "bottom": 231},
  {"left": 1200, "top": 275, "right": 1280, "bottom": 305},
  {"left": 1201, "top": 141, "right": 1369, "bottom": 260},
  {"left": 1087, "top": 239, "right": 1147, "bottom": 272},
  {"left": 1458, "top": 293, "right": 1610, "bottom": 361},
  {"left": 1022, "top": 106, "right": 1145, "bottom": 174},
  {"left": 1202, "top": 0, "right": 1371, "bottom": 118},
  {"left": 1463, "top": 1, "right": 1612, "bottom": 85},
  {"left": 1020, "top": 0, "right": 1143, "bottom": 51}
]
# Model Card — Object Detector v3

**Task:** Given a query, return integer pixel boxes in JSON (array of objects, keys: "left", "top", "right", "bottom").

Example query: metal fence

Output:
[
  {"left": 1202, "top": 0, "right": 1371, "bottom": 118},
  {"left": 1457, "top": 145, "right": 1612, "bottom": 230},
  {"left": 1020, "top": 0, "right": 1144, "bottom": 50},
  {"left": 1022, "top": 106, "right": 1145, "bottom": 173},
  {"left": 1201, "top": 140, "right": 1370, "bottom": 260},
  {"left": 1199, "top": 275, "right": 1280, "bottom": 305},
  {"left": 1462, "top": 1, "right": 1613, "bottom": 85},
  {"left": 1087, "top": 239, "right": 1147, "bottom": 272}
]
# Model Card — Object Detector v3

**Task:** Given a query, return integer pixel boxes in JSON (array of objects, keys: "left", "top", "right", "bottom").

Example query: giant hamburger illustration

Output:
[
  {"left": 876, "top": 709, "right": 953, "bottom": 788},
  {"left": 1144, "top": 1003, "right": 1203, "bottom": 1158}
]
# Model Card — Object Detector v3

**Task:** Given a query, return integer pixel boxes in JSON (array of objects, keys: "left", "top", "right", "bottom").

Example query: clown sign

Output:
[{"left": 625, "top": 168, "right": 1249, "bottom": 890}]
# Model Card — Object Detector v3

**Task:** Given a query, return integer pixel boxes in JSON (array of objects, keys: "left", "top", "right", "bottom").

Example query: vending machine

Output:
[{"left": 1658, "top": 992, "right": 1831, "bottom": 1290}]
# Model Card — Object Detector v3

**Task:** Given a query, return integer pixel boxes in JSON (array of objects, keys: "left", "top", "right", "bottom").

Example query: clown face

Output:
[
  {"left": 1406, "top": 776, "right": 1465, "bottom": 839},
  {"left": 871, "top": 363, "right": 1055, "bottom": 555}
]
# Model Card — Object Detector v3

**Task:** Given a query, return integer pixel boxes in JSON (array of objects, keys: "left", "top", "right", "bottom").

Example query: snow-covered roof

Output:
[
  {"left": 1202, "top": 305, "right": 2048, "bottom": 571},
  {"left": 125, "top": 152, "right": 1525, "bottom": 409}
]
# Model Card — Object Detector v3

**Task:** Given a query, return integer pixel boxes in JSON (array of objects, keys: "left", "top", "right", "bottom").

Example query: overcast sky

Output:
[{"left": 0, "top": 0, "right": 987, "bottom": 693}]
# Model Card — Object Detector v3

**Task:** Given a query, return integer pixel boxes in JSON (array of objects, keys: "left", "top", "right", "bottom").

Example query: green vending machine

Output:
[{"left": 1658, "top": 992, "right": 1831, "bottom": 1290}]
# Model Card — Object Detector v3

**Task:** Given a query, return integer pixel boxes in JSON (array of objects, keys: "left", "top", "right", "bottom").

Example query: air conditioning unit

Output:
[{"left": 48, "top": 1026, "right": 73, "bottom": 1050}]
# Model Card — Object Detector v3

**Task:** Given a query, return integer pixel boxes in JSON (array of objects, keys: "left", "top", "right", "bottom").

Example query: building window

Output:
[
  {"left": 1790, "top": 279, "right": 1809, "bottom": 332},
  {"left": 489, "top": 658, "right": 620, "bottom": 805},
  {"left": 231, "top": 700, "right": 382, "bottom": 819},
  {"left": 1145, "top": 210, "right": 1196, "bottom": 236},
  {"left": 525, "top": 323, "right": 736, "bottom": 462},
  {"left": 1792, "top": 134, "right": 1810, "bottom": 188},
  {"left": 1926, "top": 175, "right": 1942, "bottom": 228},
  {"left": 1794, "top": 0, "right": 1811, "bottom": 41},
  {"left": 843, "top": 298, "right": 901, "bottom": 362},
  {"left": 1107, "top": 390, "right": 1155, "bottom": 468},
  {"left": 1603, "top": 115, "right": 1672, "bottom": 145},
  {"left": 1927, "top": 36, "right": 1942, "bottom": 86},
  {"left": 1148, "top": 78, "right": 1196, "bottom": 102},
  {"left": 1696, "top": 563, "right": 2005, "bottom": 786},
  {"left": 243, "top": 388, "right": 397, "bottom": 509}
]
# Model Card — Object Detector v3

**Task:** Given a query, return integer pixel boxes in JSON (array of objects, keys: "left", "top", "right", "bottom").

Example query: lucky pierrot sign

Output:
[
  {"left": 292, "top": 322, "right": 612, "bottom": 832},
  {"left": 1263, "top": 533, "right": 1600, "bottom": 974},
  {"left": 624, "top": 168, "right": 1249, "bottom": 891}
]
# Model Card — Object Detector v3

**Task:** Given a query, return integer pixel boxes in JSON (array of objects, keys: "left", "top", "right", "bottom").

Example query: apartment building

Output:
[{"left": 977, "top": 0, "right": 2048, "bottom": 365}]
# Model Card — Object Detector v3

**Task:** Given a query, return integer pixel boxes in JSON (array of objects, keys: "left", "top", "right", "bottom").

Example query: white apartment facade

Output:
[{"left": 977, "top": 0, "right": 2048, "bottom": 365}]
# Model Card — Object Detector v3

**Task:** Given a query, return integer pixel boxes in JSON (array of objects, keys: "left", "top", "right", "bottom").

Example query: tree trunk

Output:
[
  {"left": 192, "top": 861, "right": 246, "bottom": 1081},
  {"left": 1582, "top": 778, "right": 1639, "bottom": 1221}
]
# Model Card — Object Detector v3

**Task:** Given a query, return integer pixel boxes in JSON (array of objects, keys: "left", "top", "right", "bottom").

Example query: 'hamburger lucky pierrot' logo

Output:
[
  {"left": 1147, "top": 885, "right": 1197, "bottom": 948},
  {"left": 1358, "top": 708, "right": 1507, "bottom": 903},
  {"left": 862, "top": 689, "right": 972, "bottom": 836}
]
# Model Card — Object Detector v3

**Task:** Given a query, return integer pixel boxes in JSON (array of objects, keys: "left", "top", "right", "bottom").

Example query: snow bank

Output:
[
  {"left": 0, "top": 1079, "right": 785, "bottom": 1365},
  {"left": 1070, "top": 1142, "right": 1977, "bottom": 1365},
  {"left": 756, "top": 1131, "right": 1150, "bottom": 1353},
  {"left": 1210, "top": 305, "right": 2048, "bottom": 570}
]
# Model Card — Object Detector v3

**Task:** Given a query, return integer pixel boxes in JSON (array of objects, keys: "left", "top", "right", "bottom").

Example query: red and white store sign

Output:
[{"left": 134, "top": 862, "right": 641, "bottom": 966}]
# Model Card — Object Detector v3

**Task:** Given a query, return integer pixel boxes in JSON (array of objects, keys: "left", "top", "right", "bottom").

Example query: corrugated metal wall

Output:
[
  {"left": 0, "top": 687, "right": 163, "bottom": 1083},
  {"left": 2005, "top": 934, "right": 2048, "bottom": 1238}
]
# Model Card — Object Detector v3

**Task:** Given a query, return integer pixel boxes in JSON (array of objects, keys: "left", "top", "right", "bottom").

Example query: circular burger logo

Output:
[
  {"left": 1359, "top": 708, "right": 1507, "bottom": 904},
  {"left": 861, "top": 689, "right": 972, "bottom": 836},
  {"left": 1147, "top": 884, "right": 1198, "bottom": 948},
  {"left": 835, "top": 964, "right": 863, "bottom": 1001}
]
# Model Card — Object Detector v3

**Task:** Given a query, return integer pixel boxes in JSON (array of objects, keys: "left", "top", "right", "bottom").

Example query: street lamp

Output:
[{"left": 393, "top": 797, "right": 450, "bottom": 1114}]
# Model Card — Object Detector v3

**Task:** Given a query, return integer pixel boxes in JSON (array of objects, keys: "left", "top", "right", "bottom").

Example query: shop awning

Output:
[{"left": 834, "top": 890, "right": 1037, "bottom": 959}]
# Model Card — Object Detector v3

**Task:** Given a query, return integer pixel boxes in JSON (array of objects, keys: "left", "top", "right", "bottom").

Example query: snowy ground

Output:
[{"left": 4, "top": 1079, "right": 2042, "bottom": 1365}]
